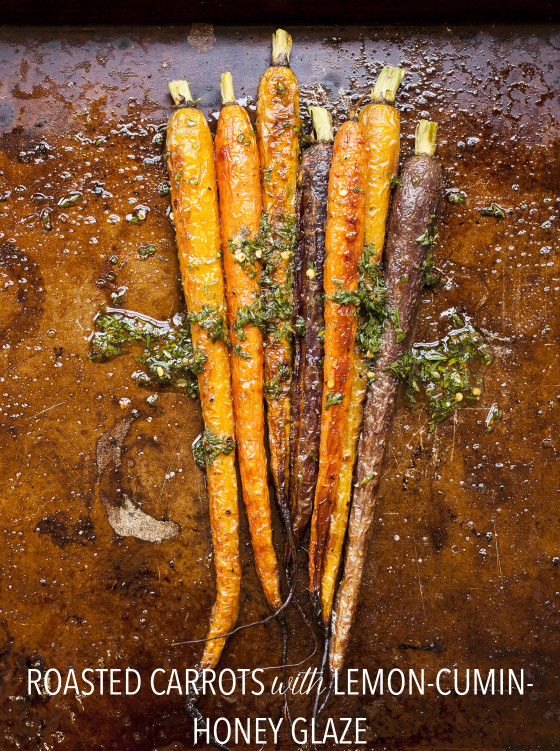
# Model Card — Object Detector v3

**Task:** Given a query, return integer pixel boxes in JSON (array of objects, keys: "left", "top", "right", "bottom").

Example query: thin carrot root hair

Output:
[{"left": 185, "top": 687, "right": 233, "bottom": 751}]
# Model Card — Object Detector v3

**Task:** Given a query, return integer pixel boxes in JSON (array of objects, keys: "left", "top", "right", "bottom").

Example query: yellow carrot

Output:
[{"left": 166, "top": 80, "right": 240, "bottom": 670}]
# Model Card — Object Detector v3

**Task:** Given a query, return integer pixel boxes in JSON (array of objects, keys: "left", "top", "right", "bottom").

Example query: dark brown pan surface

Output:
[{"left": 0, "top": 24, "right": 559, "bottom": 750}]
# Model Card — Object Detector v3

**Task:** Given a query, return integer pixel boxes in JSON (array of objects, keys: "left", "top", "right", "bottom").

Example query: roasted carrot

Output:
[
  {"left": 360, "top": 67, "right": 404, "bottom": 264},
  {"left": 308, "top": 116, "right": 367, "bottom": 611},
  {"left": 290, "top": 106, "right": 333, "bottom": 552},
  {"left": 327, "top": 120, "right": 442, "bottom": 681},
  {"left": 256, "top": 29, "right": 300, "bottom": 543},
  {"left": 166, "top": 81, "right": 240, "bottom": 672},
  {"left": 215, "top": 73, "right": 282, "bottom": 610},
  {"left": 320, "top": 68, "right": 405, "bottom": 624}
]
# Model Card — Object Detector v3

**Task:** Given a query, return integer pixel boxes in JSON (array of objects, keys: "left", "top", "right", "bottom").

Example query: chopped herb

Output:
[
  {"left": 276, "top": 81, "right": 286, "bottom": 99},
  {"left": 416, "top": 226, "right": 438, "bottom": 247},
  {"left": 388, "top": 305, "right": 407, "bottom": 343},
  {"left": 236, "top": 131, "right": 251, "bottom": 146},
  {"left": 485, "top": 402, "right": 502, "bottom": 433},
  {"left": 325, "top": 391, "right": 344, "bottom": 408},
  {"left": 126, "top": 206, "right": 149, "bottom": 224},
  {"left": 58, "top": 192, "right": 81, "bottom": 208},
  {"left": 391, "top": 315, "right": 491, "bottom": 431},
  {"left": 89, "top": 311, "right": 205, "bottom": 397},
  {"left": 479, "top": 203, "right": 506, "bottom": 219},
  {"left": 111, "top": 287, "right": 128, "bottom": 306},
  {"left": 447, "top": 190, "right": 466, "bottom": 205},
  {"left": 193, "top": 428, "right": 235, "bottom": 467},
  {"left": 159, "top": 181, "right": 171, "bottom": 196},
  {"left": 138, "top": 244, "right": 157, "bottom": 258},
  {"left": 264, "top": 363, "right": 290, "bottom": 399},
  {"left": 188, "top": 304, "right": 228, "bottom": 344},
  {"left": 233, "top": 302, "right": 265, "bottom": 341},
  {"left": 294, "top": 316, "right": 306, "bottom": 336},
  {"left": 358, "top": 473, "right": 374, "bottom": 486},
  {"left": 354, "top": 245, "right": 388, "bottom": 365},
  {"left": 387, "top": 172, "right": 402, "bottom": 188},
  {"left": 264, "top": 168, "right": 272, "bottom": 184},
  {"left": 412, "top": 177, "right": 420, "bottom": 187},
  {"left": 231, "top": 344, "right": 251, "bottom": 360}
]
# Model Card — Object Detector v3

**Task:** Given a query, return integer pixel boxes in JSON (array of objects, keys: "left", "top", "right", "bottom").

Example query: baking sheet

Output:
[{"left": 0, "top": 24, "right": 559, "bottom": 750}]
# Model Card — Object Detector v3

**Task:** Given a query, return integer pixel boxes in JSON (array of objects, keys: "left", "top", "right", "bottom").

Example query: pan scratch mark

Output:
[
  {"left": 450, "top": 411, "right": 458, "bottom": 465},
  {"left": 157, "top": 438, "right": 182, "bottom": 506},
  {"left": 412, "top": 528, "right": 426, "bottom": 617},
  {"left": 493, "top": 519, "right": 504, "bottom": 586},
  {"left": 25, "top": 400, "right": 67, "bottom": 421}
]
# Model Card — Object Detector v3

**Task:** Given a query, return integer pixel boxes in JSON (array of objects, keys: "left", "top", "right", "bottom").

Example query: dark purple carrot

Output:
[
  {"left": 289, "top": 106, "right": 334, "bottom": 554},
  {"left": 327, "top": 119, "right": 442, "bottom": 682}
]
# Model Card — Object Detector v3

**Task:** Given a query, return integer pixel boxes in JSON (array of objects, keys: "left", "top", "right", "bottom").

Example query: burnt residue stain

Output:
[
  {"left": 0, "top": 243, "right": 45, "bottom": 347},
  {"left": 35, "top": 512, "right": 96, "bottom": 548},
  {"left": 0, "top": 102, "right": 16, "bottom": 129},
  {"left": 0, "top": 23, "right": 558, "bottom": 751}
]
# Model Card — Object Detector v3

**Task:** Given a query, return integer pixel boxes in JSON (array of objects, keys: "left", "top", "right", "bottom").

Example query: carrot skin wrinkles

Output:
[
  {"left": 215, "top": 102, "right": 282, "bottom": 610},
  {"left": 256, "top": 64, "right": 300, "bottom": 536},
  {"left": 290, "top": 142, "right": 332, "bottom": 550},
  {"left": 166, "top": 102, "right": 240, "bottom": 670},
  {"left": 329, "top": 153, "right": 443, "bottom": 675},
  {"left": 308, "top": 120, "right": 367, "bottom": 601}
]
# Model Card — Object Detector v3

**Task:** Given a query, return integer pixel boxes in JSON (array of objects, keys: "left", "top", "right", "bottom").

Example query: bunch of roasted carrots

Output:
[{"left": 165, "top": 29, "right": 442, "bottom": 726}]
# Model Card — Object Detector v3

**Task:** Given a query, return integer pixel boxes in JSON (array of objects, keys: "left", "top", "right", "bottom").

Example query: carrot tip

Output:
[
  {"left": 309, "top": 106, "right": 333, "bottom": 143},
  {"left": 168, "top": 80, "right": 194, "bottom": 107},
  {"left": 371, "top": 67, "right": 405, "bottom": 103},
  {"left": 272, "top": 28, "right": 292, "bottom": 66},
  {"left": 415, "top": 119, "right": 438, "bottom": 156},
  {"left": 220, "top": 72, "right": 235, "bottom": 105}
]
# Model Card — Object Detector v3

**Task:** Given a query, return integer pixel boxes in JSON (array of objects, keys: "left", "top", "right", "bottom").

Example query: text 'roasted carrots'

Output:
[{"left": 166, "top": 80, "right": 240, "bottom": 670}]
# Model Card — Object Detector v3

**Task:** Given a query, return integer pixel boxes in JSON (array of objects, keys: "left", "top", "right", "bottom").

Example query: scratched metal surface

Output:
[{"left": 0, "top": 23, "right": 559, "bottom": 751}]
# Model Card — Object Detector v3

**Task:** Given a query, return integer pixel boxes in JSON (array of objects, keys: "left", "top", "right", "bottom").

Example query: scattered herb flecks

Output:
[
  {"left": 264, "top": 362, "right": 290, "bottom": 399},
  {"left": 228, "top": 213, "right": 296, "bottom": 345},
  {"left": 58, "top": 192, "right": 81, "bottom": 208},
  {"left": 89, "top": 312, "right": 205, "bottom": 397},
  {"left": 192, "top": 428, "right": 235, "bottom": 469},
  {"left": 447, "top": 191, "right": 466, "bottom": 206},
  {"left": 479, "top": 203, "right": 506, "bottom": 219},
  {"left": 325, "top": 391, "right": 344, "bottom": 408},
  {"left": 138, "top": 244, "right": 157, "bottom": 258},
  {"left": 390, "top": 314, "right": 491, "bottom": 431},
  {"left": 187, "top": 304, "right": 228, "bottom": 345},
  {"left": 416, "top": 226, "right": 441, "bottom": 288}
]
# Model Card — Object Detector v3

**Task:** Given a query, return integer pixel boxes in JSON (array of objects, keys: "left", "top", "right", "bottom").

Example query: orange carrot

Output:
[
  {"left": 320, "top": 68, "right": 405, "bottom": 625},
  {"left": 215, "top": 73, "right": 282, "bottom": 610},
  {"left": 256, "top": 29, "right": 300, "bottom": 544},
  {"left": 308, "top": 117, "right": 367, "bottom": 611}
]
